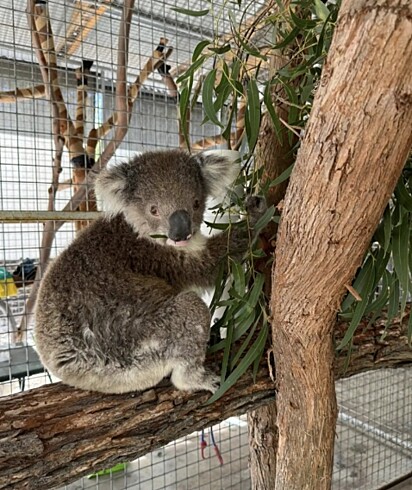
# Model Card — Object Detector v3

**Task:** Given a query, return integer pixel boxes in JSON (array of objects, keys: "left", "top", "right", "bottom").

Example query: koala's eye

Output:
[
  {"left": 193, "top": 199, "right": 200, "bottom": 210},
  {"left": 150, "top": 205, "right": 160, "bottom": 217}
]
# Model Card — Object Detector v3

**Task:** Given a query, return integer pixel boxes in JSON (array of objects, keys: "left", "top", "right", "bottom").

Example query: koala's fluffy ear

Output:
[
  {"left": 194, "top": 153, "right": 239, "bottom": 198},
  {"left": 94, "top": 163, "right": 129, "bottom": 216}
]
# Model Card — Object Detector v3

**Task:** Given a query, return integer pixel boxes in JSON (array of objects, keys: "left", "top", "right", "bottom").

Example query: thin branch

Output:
[{"left": 0, "top": 84, "right": 45, "bottom": 103}]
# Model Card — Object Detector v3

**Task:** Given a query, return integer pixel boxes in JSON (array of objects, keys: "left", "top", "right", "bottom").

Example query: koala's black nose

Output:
[{"left": 168, "top": 210, "right": 192, "bottom": 242}]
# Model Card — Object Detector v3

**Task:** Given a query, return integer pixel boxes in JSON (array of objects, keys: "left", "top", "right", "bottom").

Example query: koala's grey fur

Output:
[{"left": 35, "top": 150, "right": 266, "bottom": 394}]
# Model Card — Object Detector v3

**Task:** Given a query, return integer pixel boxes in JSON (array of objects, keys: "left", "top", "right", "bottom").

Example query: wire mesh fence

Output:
[{"left": 0, "top": 1, "right": 411, "bottom": 489}]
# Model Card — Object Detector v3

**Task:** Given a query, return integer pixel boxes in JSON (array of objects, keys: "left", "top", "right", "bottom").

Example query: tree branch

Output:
[{"left": 1, "top": 312, "right": 411, "bottom": 489}]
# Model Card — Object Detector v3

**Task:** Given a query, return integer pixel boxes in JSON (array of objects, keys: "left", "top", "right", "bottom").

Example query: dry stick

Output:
[
  {"left": 90, "top": 38, "right": 171, "bottom": 166},
  {"left": 86, "top": 42, "right": 173, "bottom": 159},
  {"left": 0, "top": 84, "right": 46, "bottom": 102},
  {"left": 18, "top": 0, "right": 92, "bottom": 339},
  {"left": 0, "top": 0, "right": 108, "bottom": 105},
  {"left": 33, "top": 0, "right": 91, "bottom": 197},
  {"left": 74, "top": 61, "right": 92, "bottom": 137},
  {"left": 16, "top": 12, "right": 66, "bottom": 342},
  {"left": 32, "top": 1, "right": 78, "bottom": 151},
  {"left": 74, "top": 60, "right": 97, "bottom": 232},
  {"left": 56, "top": 0, "right": 110, "bottom": 57}
]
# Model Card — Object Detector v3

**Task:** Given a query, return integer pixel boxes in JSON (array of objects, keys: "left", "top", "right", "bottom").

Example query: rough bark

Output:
[
  {"left": 271, "top": 1, "right": 412, "bottom": 489},
  {"left": 1, "top": 312, "right": 411, "bottom": 490}
]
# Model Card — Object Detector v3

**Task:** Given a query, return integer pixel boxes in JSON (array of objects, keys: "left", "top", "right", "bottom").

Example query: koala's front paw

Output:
[{"left": 245, "top": 195, "right": 267, "bottom": 226}]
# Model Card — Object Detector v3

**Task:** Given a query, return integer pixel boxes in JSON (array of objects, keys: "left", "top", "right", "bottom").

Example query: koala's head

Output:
[{"left": 95, "top": 150, "right": 237, "bottom": 247}]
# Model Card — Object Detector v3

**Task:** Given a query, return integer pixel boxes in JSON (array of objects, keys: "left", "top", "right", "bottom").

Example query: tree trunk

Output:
[
  {"left": 1, "top": 311, "right": 411, "bottom": 490},
  {"left": 271, "top": 0, "right": 412, "bottom": 488},
  {"left": 248, "top": 109, "right": 295, "bottom": 488}
]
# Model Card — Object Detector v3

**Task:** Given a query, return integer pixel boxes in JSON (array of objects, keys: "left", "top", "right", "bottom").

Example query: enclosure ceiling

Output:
[{"left": 0, "top": 0, "right": 266, "bottom": 87}]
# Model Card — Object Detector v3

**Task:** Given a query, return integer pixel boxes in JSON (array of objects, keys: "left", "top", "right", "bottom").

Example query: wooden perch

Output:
[
  {"left": 55, "top": 0, "right": 110, "bottom": 58},
  {"left": 0, "top": 84, "right": 45, "bottom": 103},
  {"left": 1, "top": 311, "right": 411, "bottom": 489},
  {"left": 1, "top": 0, "right": 108, "bottom": 106}
]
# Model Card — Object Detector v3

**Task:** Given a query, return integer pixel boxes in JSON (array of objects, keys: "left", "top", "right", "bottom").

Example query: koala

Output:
[{"left": 35, "top": 150, "right": 266, "bottom": 394}]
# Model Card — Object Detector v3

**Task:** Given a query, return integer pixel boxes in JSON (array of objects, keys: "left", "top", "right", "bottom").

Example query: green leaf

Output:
[
  {"left": 253, "top": 205, "right": 275, "bottom": 232},
  {"left": 206, "top": 322, "right": 268, "bottom": 404},
  {"left": 407, "top": 307, "right": 412, "bottom": 346},
  {"left": 232, "top": 261, "right": 246, "bottom": 296},
  {"left": 341, "top": 256, "right": 374, "bottom": 312},
  {"left": 289, "top": 8, "right": 317, "bottom": 29},
  {"left": 314, "top": 0, "right": 330, "bottom": 21},
  {"left": 192, "top": 40, "right": 210, "bottom": 62},
  {"left": 337, "top": 260, "right": 375, "bottom": 350},
  {"left": 202, "top": 69, "right": 223, "bottom": 127},
  {"left": 176, "top": 55, "right": 206, "bottom": 84},
  {"left": 386, "top": 277, "right": 400, "bottom": 329},
  {"left": 395, "top": 178, "right": 412, "bottom": 212},
  {"left": 239, "top": 273, "right": 265, "bottom": 315},
  {"left": 231, "top": 315, "right": 260, "bottom": 367},
  {"left": 209, "top": 263, "right": 227, "bottom": 314},
  {"left": 208, "top": 309, "right": 257, "bottom": 354},
  {"left": 263, "top": 84, "right": 283, "bottom": 143},
  {"left": 364, "top": 269, "right": 391, "bottom": 315},
  {"left": 171, "top": 7, "right": 210, "bottom": 16},
  {"left": 204, "top": 220, "right": 231, "bottom": 230},
  {"left": 392, "top": 215, "right": 410, "bottom": 315},
  {"left": 283, "top": 83, "right": 299, "bottom": 123},
  {"left": 383, "top": 206, "right": 392, "bottom": 254},
  {"left": 245, "top": 79, "right": 261, "bottom": 151},
  {"left": 208, "top": 44, "right": 231, "bottom": 55},
  {"left": 221, "top": 321, "right": 234, "bottom": 381},
  {"left": 269, "top": 164, "right": 294, "bottom": 187},
  {"left": 228, "top": 10, "right": 267, "bottom": 60},
  {"left": 179, "top": 81, "right": 192, "bottom": 150},
  {"left": 273, "top": 26, "right": 300, "bottom": 50}
]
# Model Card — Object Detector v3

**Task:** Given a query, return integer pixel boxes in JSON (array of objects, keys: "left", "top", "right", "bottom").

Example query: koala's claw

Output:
[{"left": 203, "top": 372, "right": 221, "bottom": 394}]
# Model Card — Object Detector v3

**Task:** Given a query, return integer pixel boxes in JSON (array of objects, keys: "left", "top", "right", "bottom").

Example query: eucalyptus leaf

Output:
[
  {"left": 263, "top": 84, "right": 283, "bottom": 143},
  {"left": 269, "top": 164, "right": 294, "bottom": 187},
  {"left": 395, "top": 177, "right": 412, "bottom": 212},
  {"left": 232, "top": 261, "right": 246, "bottom": 296},
  {"left": 253, "top": 205, "right": 275, "bottom": 232},
  {"left": 176, "top": 55, "right": 206, "bottom": 84},
  {"left": 289, "top": 8, "right": 317, "bottom": 29},
  {"left": 314, "top": 0, "right": 330, "bottom": 21},
  {"left": 245, "top": 79, "right": 261, "bottom": 151},
  {"left": 273, "top": 26, "right": 300, "bottom": 49},
  {"left": 383, "top": 206, "right": 392, "bottom": 254},
  {"left": 386, "top": 277, "right": 400, "bottom": 329},
  {"left": 206, "top": 322, "right": 268, "bottom": 404},
  {"left": 392, "top": 215, "right": 410, "bottom": 315},
  {"left": 341, "top": 256, "right": 374, "bottom": 312},
  {"left": 171, "top": 7, "right": 210, "bottom": 16},
  {"left": 192, "top": 40, "right": 210, "bottom": 62},
  {"left": 337, "top": 260, "right": 375, "bottom": 350},
  {"left": 221, "top": 321, "right": 234, "bottom": 381},
  {"left": 202, "top": 69, "right": 224, "bottom": 127},
  {"left": 208, "top": 44, "right": 231, "bottom": 54}
]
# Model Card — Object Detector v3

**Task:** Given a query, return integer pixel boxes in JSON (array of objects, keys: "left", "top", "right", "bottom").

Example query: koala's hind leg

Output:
[{"left": 165, "top": 291, "right": 220, "bottom": 393}]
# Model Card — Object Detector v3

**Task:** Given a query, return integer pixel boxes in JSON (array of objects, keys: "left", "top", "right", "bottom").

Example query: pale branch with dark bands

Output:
[{"left": 1, "top": 312, "right": 411, "bottom": 490}]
